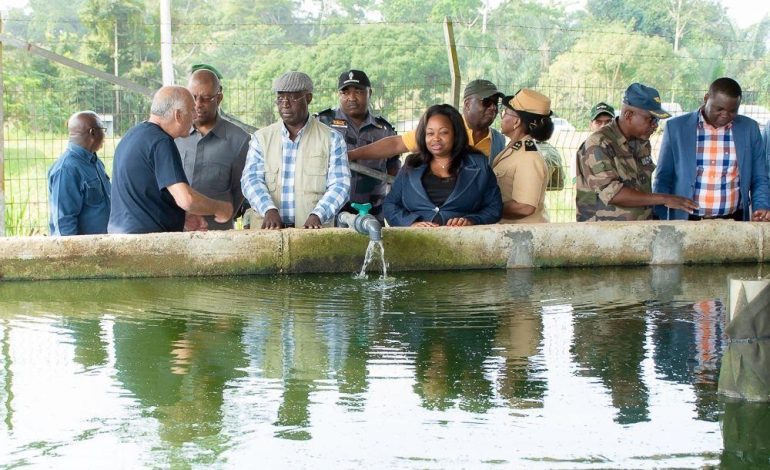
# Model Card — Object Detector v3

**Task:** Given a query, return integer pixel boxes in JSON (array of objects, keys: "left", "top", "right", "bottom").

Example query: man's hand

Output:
[
  {"left": 184, "top": 213, "right": 208, "bottom": 231},
  {"left": 303, "top": 214, "right": 322, "bottom": 229},
  {"left": 661, "top": 195, "right": 699, "bottom": 214},
  {"left": 262, "top": 209, "right": 283, "bottom": 230},
  {"left": 214, "top": 201, "right": 234, "bottom": 223},
  {"left": 752, "top": 209, "right": 770, "bottom": 221}
]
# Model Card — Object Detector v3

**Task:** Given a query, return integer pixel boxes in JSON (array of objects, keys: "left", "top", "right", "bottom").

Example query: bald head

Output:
[
  {"left": 149, "top": 85, "right": 194, "bottom": 138},
  {"left": 68, "top": 111, "right": 105, "bottom": 153},
  {"left": 188, "top": 69, "right": 223, "bottom": 131}
]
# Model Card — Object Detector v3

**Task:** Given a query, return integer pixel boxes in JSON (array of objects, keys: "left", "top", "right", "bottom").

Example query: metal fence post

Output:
[{"left": 0, "top": 15, "right": 5, "bottom": 236}]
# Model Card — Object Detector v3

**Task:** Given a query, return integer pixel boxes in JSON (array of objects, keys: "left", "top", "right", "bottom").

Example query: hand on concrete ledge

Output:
[{"left": 184, "top": 213, "right": 208, "bottom": 231}]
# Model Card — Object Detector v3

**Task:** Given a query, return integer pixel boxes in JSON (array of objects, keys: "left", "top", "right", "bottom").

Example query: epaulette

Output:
[
  {"left": 315, "top": 108, "right": 336, "bottom": 126},
  {"left": 373, "top": 115, "right": 396, "bottom": 133},
  {"left": 524, "top": 139, "right": 538, "bottom": 151}
]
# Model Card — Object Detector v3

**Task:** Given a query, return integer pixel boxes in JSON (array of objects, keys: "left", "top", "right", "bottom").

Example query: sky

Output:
[{"left": 0, "top": 0, "right": 768, "bottom": 28}]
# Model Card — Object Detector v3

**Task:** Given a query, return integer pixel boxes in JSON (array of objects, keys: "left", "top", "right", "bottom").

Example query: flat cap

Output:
[{"left": 273, "top": 71, "right": 314, "bottom": 93}]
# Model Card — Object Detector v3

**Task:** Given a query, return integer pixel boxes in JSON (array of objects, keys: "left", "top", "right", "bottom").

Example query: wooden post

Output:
[{"left": 443, "top": 17, "right": 461, "bottom": 108}]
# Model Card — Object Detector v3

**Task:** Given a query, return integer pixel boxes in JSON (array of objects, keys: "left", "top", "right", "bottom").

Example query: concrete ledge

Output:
[{"left": 0, "top": 221, "right": 767, "bottom": 281}]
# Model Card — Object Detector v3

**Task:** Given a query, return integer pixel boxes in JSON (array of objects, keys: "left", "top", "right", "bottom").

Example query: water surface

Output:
[{"left": 1, "top": 266, "right": 768, "bottom": 468}]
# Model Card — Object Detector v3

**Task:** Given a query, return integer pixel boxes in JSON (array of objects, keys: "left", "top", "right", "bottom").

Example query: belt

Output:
[{"left": 689, "top": 209, "right": 742, "bottom": 221}]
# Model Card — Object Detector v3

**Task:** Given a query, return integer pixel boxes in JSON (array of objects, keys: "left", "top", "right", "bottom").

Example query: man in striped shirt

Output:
[
  {"left": 654, "top": 77, "right": 770, "bottom": 221},
  {"left": 241, "top": 71, "right": 351, "bottom": 229}
]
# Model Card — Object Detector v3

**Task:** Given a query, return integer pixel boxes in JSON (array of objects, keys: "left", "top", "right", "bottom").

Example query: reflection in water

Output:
[
  {"left": 0, "top": 265, "right": 764, "bottom": 467},
  {"left": 721, "top": 399, "right": 770, "bottom": 466}
]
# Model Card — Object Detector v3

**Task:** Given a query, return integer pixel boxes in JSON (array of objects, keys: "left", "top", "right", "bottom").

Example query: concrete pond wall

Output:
[{"left": 1, "top": 220, "right": 769, "bottom": 281}]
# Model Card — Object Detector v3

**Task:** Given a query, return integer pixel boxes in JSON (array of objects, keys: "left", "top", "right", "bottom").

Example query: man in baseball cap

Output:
[
  {"left": 575, "top": 82, "right": 696, "bottom": 221},
  {"left": 347, "top": 79, "right": 507, "bottom": 164},
  {"left": 241, "top": 71, "right": 350, "bottom": 230},
  {"left": 589, "top": 102, "right": 615, "bottom": 132},
  {"left": 316, "top": 69, "right": 399, "bottom": 222}
]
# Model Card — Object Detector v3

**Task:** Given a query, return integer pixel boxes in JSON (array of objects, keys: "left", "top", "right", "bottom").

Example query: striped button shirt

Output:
[
  {"left": 241, "top": 116, "right": 350, "bottom": 225},
  {"left": 695, "top": 112, "right": 739, "bottom": 217}
]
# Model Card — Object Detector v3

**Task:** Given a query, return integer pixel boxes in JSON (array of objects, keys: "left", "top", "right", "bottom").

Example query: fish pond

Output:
[{"left": 1, "top": 265, "right": 769, "bottom": 468}]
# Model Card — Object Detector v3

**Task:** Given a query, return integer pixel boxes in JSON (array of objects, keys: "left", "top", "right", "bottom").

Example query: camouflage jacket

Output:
[{"left": 575, "top": 120, "right": 656, "bottom": 221}]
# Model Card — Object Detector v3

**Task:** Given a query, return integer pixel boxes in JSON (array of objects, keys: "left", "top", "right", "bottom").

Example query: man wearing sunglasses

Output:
[
  {"left": 241, "top": 71, "right": 350, "bottom": 229},
  {"left": 175, "top": 65, "right": 250, "bottom": 230},
  {"left": 346, "top": 79, "right": 506, "bottom": 164},
  {"left": 48, "top": 111, "right": 111, "bottom": 235},
  {"left": 576, "top": 83, "right": 697, "bottom": 221}
]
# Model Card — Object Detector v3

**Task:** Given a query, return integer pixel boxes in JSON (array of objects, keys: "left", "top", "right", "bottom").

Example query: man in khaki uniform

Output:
[{"left": 575, "top": 83, "right": 697, "bottom": 221}]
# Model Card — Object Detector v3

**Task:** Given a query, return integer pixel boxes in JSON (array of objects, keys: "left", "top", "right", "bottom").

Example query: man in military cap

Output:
[
  {"left": 575, "top": 83, "right": 697, "bottom": 221},
  {"left": 654, "top": 77, "right": 770, "bottom": 221},
  {"left": 316, "top": 69, "right": 399, "bottom": 222},
  {"left": 241, "top": 71, "right": 350, "bottom": 229},
  {"left": 175, "top": 65, "right": 250, "bottom": 230},
  {"left": 346, "top": 79, "right": 506, "bottom": 163},
  {"left": 575, "top": 102, "right": 616, "bottom": 170}
]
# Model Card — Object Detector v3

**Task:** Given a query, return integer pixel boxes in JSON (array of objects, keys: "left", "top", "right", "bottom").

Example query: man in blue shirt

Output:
[
  {"left": 108, "top": 86, "right": 233, "bottom": 234},
  {"left": 48, "top": 111, "right": 111, "bottom": 235}
]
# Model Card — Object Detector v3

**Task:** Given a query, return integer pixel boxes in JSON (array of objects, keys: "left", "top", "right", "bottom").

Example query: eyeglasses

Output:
[
  {"left": 192, "top": 94, "right": 219, "bottom": 104},
  {"left": 275, "top": 94, "right": 307, "bottom": 105},
  {"left": 500, "top": 108, "right": 517, "bottom": 118},
  {"left": 89, "top": 126, "right": 107, "bottom": 135}
]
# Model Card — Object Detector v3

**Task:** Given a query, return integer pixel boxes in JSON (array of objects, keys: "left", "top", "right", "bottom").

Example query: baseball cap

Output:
[
  {"left": 590, "top": 102, "right": 615, "bottom": 120},
  {"left": 463, "top": 79, "right": 503, "bottom": 100},
  {"left": 623, "top": 83, "right": 670, "bottom": 119},
  {"left": 503, "top": 88, "right": 551, "bottom": 116},
  {"left": 338, "top": 70, "right": 371, "bottom": 90},
  {"left": 273, "top": 71, "right": 314, "bottom": 93}
]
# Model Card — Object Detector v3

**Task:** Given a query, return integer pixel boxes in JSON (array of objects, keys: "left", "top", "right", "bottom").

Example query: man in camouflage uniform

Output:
[
  {"left": 576, "top": 83, "right": 697, "bottom": 221},
  {"left": 316, "top": 69, "right": 399, "bottom": 222}
]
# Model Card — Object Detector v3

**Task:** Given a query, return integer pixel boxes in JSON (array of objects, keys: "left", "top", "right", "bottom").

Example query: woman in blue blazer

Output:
[{"left": 383, "top": 104, "right": 502, "bottom": 227}]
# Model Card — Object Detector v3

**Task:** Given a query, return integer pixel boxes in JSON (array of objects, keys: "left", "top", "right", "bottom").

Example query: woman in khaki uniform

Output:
[{"left": 492, "top": 89, "right": 554, "bottom": 223}]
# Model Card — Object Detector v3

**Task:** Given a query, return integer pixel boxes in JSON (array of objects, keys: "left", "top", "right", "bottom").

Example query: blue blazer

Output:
[
  {"left": 653, "top": 112, "right": 770, "bottom": 220},
  {"left": 383, "top": 153, "right": 503, "bottom": 226}
]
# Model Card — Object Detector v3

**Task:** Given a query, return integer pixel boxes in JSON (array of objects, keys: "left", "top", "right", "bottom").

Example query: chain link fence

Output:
[{"left": 3, "top": 71, "right": 770, "bottom": 235}]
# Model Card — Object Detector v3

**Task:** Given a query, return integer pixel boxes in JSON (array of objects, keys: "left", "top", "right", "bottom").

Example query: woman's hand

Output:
[
  {"left": 411, "top": 221, "right": 440, "bottom": 227},
  {"left": 445, "top": 217, "right": 474, "bottom": 226}
]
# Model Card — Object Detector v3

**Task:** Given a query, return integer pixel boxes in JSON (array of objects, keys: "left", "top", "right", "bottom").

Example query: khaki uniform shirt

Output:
[
  {"left": 492, "top": 138, "right": 549, "bottom": 224},
  {"left": 575, "top": 119, "right": 656, "bottom": 221}
]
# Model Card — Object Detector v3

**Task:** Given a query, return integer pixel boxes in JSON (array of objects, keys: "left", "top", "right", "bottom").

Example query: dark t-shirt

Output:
[{"left": 108, "top": 122, "right": 189, "bottom": 234}]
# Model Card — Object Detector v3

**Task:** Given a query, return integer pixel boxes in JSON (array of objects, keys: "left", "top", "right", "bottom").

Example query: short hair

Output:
[
  {"left": 709, "top": 77, "right": 742, "bottom": 99},
  {"left": 150, "top": 86, "right": 189, "bottom": 119},
  {"left": 190, "top": 68, "right": 222, "bottom": 93},
  {"left": 407, "top": 104, "right": 470, "bottom": 175}
]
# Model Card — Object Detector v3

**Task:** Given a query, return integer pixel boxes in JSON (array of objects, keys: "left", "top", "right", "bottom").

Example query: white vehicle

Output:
[
  {"left": 739, "top": 104, "right": 770, "bottom": 127},
  {"left": 552, "top": 117, "right": 575, "bottom": 132}
]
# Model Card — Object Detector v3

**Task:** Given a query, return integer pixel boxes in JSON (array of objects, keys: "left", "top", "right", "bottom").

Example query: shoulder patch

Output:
[
  {"left": 315, "top": 108, "right": 335, "bottom": 125},
  {"left": 330, "top": 119, "right": 348, "bottom": 128},
  {"left": 512, "top": 141, "right": 522, "bottom": 151},
  {"left": 374, "top": 115, "right": 395, "bottom": 133},
  {"left": 524, "top": 139, "right": 537, "bottom": 151}
]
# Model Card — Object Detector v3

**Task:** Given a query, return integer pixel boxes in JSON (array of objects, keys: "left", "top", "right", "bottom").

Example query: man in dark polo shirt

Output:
[
  {"left": 175, "top": 65, "right": 250, "bottom": 230},
  {"left": 316, "top": 69, "right": 399, "bottom": 222},
  {"left": 108, "top": 85, "right": 233, "bottom": 234}
]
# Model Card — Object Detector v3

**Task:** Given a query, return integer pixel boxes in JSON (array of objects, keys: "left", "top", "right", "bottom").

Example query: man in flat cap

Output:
[
  {"left": 316, "top": 69, "right": 399, "bottom": 222},
  {"left": 575, "top": 83, "right": 697, "bottom": 221},
  {"left": 346, "top": 79, "right": 506, "bottom": 163},
  {"left": 241, "top": 71, "right": 350, "bottom": 229},
  {"left": 175, "top": 66, "right": 250, "bottom": 229},
  {"left": 654, "top": 77, "right": 770, "bottom": 221}
]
